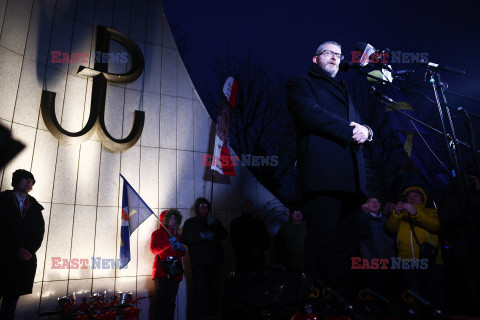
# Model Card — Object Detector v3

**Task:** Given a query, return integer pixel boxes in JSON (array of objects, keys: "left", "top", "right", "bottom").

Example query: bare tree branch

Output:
[{"left": 202, "top": 50, "right": 296, "bottom": 204}]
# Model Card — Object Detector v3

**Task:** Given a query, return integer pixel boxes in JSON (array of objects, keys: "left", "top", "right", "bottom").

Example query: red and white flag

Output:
[{"left": 211, "top": 77, "right": 238, "bottom": 176}]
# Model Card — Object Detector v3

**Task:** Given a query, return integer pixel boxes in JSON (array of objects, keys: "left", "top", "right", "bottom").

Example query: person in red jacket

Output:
[{"left": 150, "top": 208, "right": 185, "bottom": 320}]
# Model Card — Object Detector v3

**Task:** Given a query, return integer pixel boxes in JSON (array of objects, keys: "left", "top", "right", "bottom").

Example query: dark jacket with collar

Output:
[
  {"left": 0, "top": 190, "right": 45, "bottom": 296},
  {"left": 359, "top": 211, "right": 396, "bottom": 260},
  {"left": 181, "top": 213, "right": 228, "bottom": 267},
  {"left": 230, "top": 212, "right": 270, "bottom": 273},
  {"left": 287, "top": 63, "right": 367, "bottom": 200}
]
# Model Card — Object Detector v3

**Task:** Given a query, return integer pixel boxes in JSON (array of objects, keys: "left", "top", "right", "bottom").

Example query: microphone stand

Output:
[
  {"left": 427, "top": 70, "right": 480, "bottom": 245},
  {"left": 465, "top": 110, "right": 480, "bottom": 121},
  {"left": 427, "top": 70, "right": 460, "bottom": 179},
  {"left": 395, "top": 77, "right": 480, "bottom": 103},
  {"left": 358, "top": 70, "right": 480, "bottom": 155},
  {"left": 368, "top": 73, "right": 480, "bottom": 276},
  {"left": 460, "top": 108, "right": 480, "bottom": 175},
  {"left": 403, "top": 290, "right": 446, "bottom": 320},
  {"left": 369, "top": 86, "right": 452, "bottom": 180}
]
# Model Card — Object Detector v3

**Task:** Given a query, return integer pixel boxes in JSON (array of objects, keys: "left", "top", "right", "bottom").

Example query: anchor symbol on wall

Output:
[{"left": 41, "top": 25, "right": 145, "bottom": 153}]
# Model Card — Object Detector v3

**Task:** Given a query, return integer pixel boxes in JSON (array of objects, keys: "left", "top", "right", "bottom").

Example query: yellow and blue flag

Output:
[
  {"left": 120, "top": 174, "right": 154, "bottom": 269},
  {"left": 382, "top": 85, "right": 451, "bottom": 188}
]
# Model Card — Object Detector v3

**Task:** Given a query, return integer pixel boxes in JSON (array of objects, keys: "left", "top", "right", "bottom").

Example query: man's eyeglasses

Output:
[
  {"left": 319, "top": 50, "right": 344, "bottom": 61},
  {"left": 22, "top": 178, "right": 35, "bottom": 185}
]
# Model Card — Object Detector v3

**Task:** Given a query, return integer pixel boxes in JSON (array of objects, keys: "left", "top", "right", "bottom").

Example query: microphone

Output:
[
  {"left": 369, "top": 86, "right": 394, "bottom": 103},
  {"left": 418, "top": 59, "right": 465, "bottom": 75},
  {"left": 355, "top": 42, "right": 377, "bottom": 67},
  {"left": 392, "top": 69, "right": 414, "bottom": 76},
  {"left": 355, "top": 42, "right": 392, "bottom": 72},
  {"left": 458, "top": 107, "right": 471, "bottom": 120},
  {"left": 367, "top": 70, "right": 391, "bottom": 83},
  {"left": 339, "top": 61, "right": 363, "bottom": 72}
]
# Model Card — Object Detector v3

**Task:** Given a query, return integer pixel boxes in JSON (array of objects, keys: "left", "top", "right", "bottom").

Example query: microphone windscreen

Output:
[{"left": 367, "top": 70, "right": 384, "bottom": 82}]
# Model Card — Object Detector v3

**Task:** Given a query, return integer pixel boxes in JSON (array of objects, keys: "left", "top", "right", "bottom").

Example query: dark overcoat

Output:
[
  {"left": 230, "top": 213, "right": 270, "bottom": 272},
  {"left": 181, "top": 214, "right": 227, "bottom": 267},
  {"left": 0, "top": 190, "right": 45, "bottom": 296},
  {"left": 287, "top": 63, "right": 367, "bottom": 200}
]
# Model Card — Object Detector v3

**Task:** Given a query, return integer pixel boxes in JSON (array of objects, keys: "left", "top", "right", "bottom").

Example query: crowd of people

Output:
[
  {"left": 2, "top": 168, "right": 478, "bottom": 319},
  {"left": 149, "top": 182, "right": 479, "bottom": 319},
  {"left": 150, "top": 197, "right": 273, "bottom": 320}
]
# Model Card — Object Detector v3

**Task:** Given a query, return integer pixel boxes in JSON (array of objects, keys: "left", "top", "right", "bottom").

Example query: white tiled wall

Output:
[
  {"left": 141, "top": 92, "right": 161, "bottom": 147},
  {"left": 0, "top": 0, "right": 33, "bottom": 55},
  {"left": 139, "top": 147, "right": 160, "bottom": 208},
  {"left": 43, "top": 204, "right": 75, "bottom": 281},
  {"left": 39, "top": 280, "right": 68, "bottom": 314},
  {"left": 13, "top": 58, "right": 45, "bottom": 128},
  {"left": 0, "top": 47, "right": 22, "bottom": 120},
  {"left": 103, "top": 85, "right": 126, "bottom": 138},
  {"left": 25, "top": 2, "right": 54, "bottom": 64},
  {"left": 0, "top": 0, "right": 285, "bottom": 319},
  {"left": 177, "top": 97, "right": 194, "bottom": 150},
  {"left": 125, "top": 41, "right": 146, "bottom": 91},
  {"left": 160, "top": 94, "right": 177, "bottom": 149},
  {"left": 76, "top": 140, "right": 102, "bottom": 206},
  {"left": 144, "top": 44, "right": 162, "bottom": 94},
  {"left": 69, "top": 205, "right": 96, "bottom": 279}
]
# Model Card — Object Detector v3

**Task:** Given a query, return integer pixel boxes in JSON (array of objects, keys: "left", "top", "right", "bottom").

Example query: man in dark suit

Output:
[
  {"left": 0, "top": 169, "right": 45, "bottom": 320},
  {"left": 287, "top": 41, "right": 372, "bottom": 299}
]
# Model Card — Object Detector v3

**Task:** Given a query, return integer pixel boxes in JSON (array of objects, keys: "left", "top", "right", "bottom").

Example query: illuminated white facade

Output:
[{"left": 0, "top": 0, "right": 283, "bottom": 318}]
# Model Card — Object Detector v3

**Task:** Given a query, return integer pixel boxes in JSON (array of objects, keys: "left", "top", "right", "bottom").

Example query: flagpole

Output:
[
  {"left": 210, "top": 169, "right": 214, "bottom": 215},
  {"left": 208, "top": 77, "right": 238, "bottom": 215}
]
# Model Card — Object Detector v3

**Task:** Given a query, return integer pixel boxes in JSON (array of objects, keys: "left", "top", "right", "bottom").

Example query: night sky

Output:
[{"left": 163, "top": 0, "right": 480, "bottom": 106}]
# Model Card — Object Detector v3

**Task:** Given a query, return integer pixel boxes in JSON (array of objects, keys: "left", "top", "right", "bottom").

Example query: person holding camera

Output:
[
  {"left": 150, "top": 208, "right": 185, "bottom": 320},
  {"left": 385, "top": 186, "right": 445, "bottom": 306}
]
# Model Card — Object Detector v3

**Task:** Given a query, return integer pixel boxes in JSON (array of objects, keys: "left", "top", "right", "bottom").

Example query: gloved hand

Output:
[
  {"left": 168, "top": 236, "right": 177, "bottom": 245},
  {"left": 172, "top": 241, "right": 186, "bottom": 251},
  {"left": 206, "top": 216, "right": 216, "bottom": 226},
  {"left": 169, "top": 236, "right": 183, "bottom": 250},
  {"left": 200, "top": 231, "right": 215, "bottom": 241}
]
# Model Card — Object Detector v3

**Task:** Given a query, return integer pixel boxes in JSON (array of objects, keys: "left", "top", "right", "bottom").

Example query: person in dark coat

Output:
[
  {"left": 150, "top": 208, "right": 186, "bottom": 320},
  {"left": 287, "top": 41, "right": 372, "bottom": 299},
  {"left": 181, "top": 197, "right": 228, "bottom": 319},
  {"left": 359, "top": 197, "right": 396, "bottom": 260},
  {"left": 0, "top": 169, "right": 45, "bottom": 320},
  {"left": 230, "top": 199, "right": 270, "bottom": 273},
  {"left": 274, "top": 207, "right": 307, "bottom": 272},
  {"left": 359, "top": 196, "right": 396, "bottom": 299}
]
